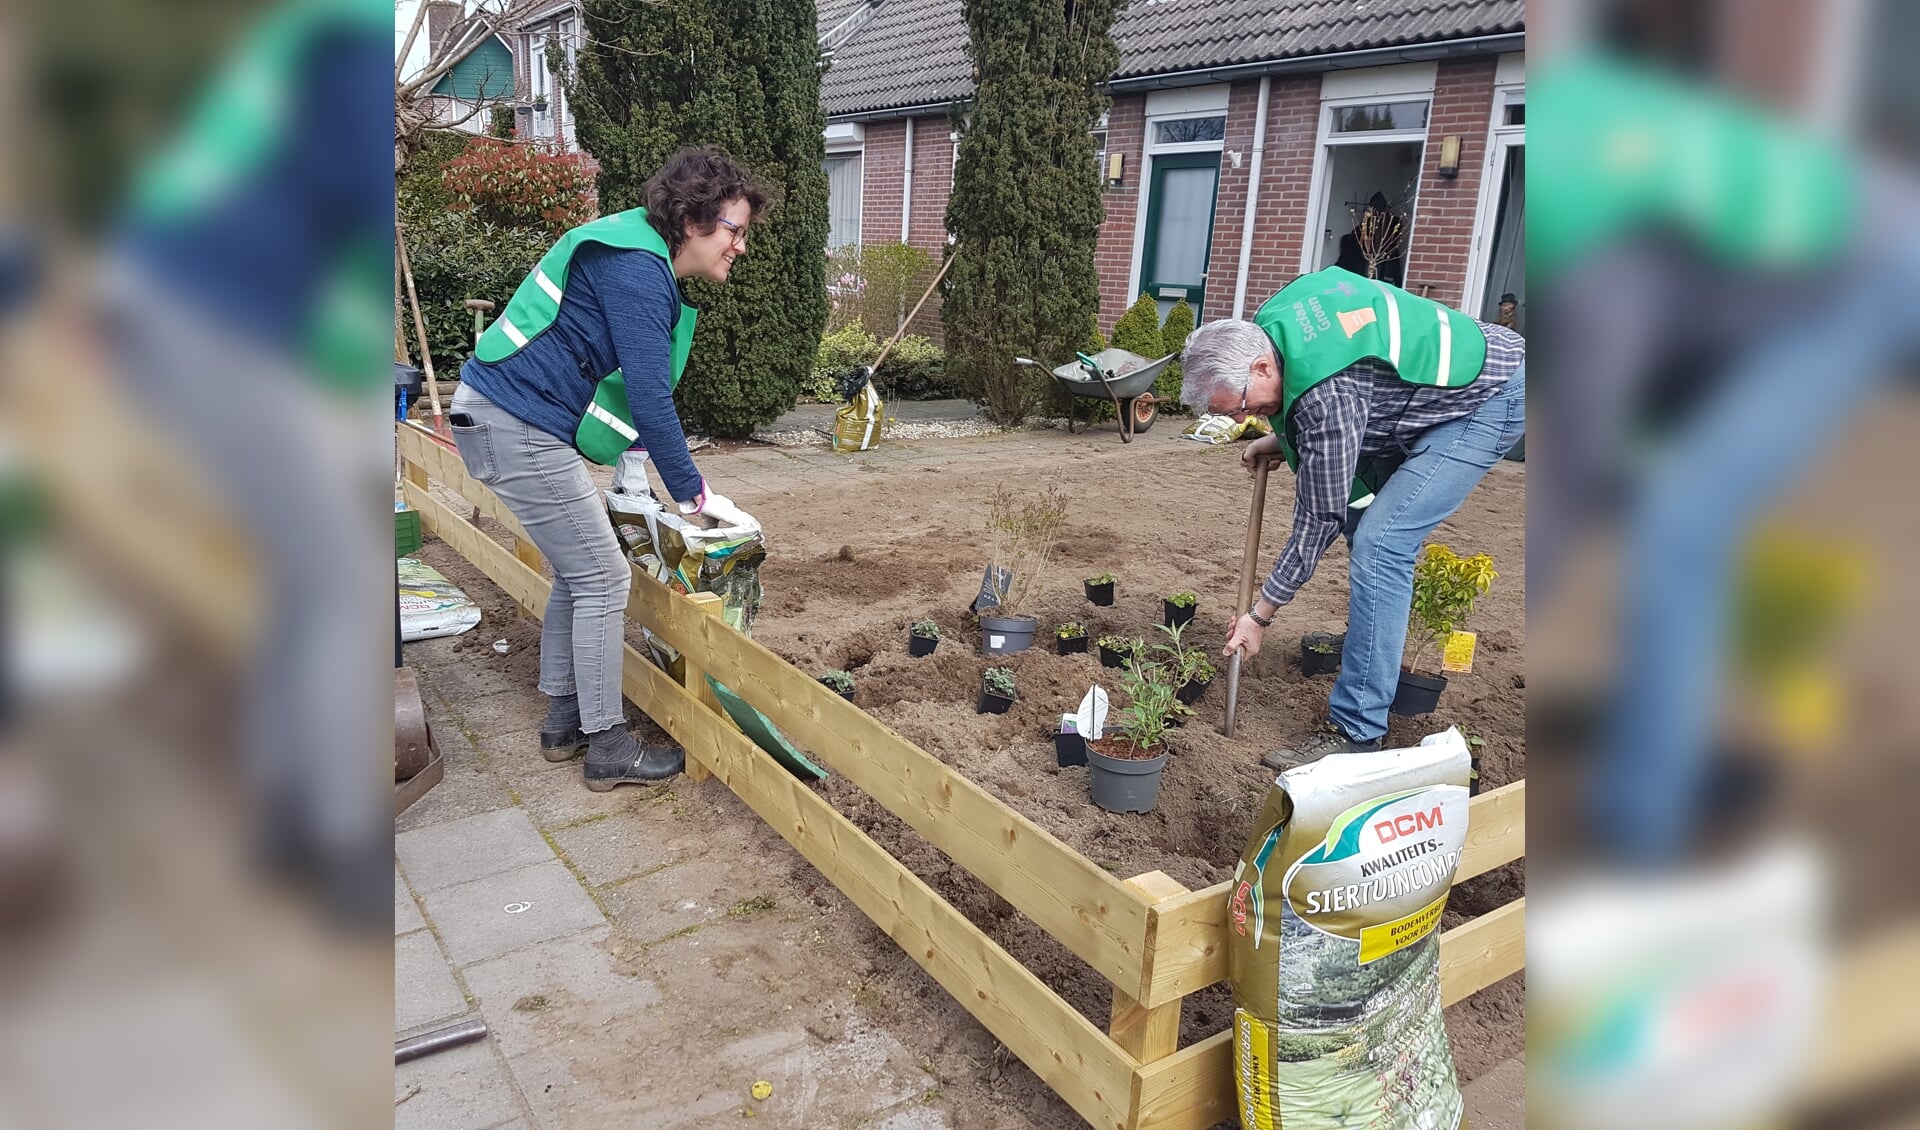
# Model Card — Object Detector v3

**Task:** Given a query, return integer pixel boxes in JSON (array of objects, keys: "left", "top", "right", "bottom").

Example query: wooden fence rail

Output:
[{"left": 397, "top": 421, "right": 1526, "bottom": 1130}]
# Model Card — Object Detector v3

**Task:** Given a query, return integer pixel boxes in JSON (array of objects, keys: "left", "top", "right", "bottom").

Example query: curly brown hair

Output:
[{"left": 642, "top": 147, "right": 775, "bottom": 255}]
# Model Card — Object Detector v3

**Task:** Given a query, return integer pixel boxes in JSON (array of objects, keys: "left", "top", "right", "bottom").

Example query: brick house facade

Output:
[{"left": 819, "top": 1, "right": 1527, "bottom": 341}]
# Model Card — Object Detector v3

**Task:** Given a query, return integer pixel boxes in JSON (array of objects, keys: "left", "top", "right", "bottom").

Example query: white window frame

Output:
[
  {"left": 1461, "top": 80, "right": 1526, "bottom": 319},
  {"left": 1298, "top": 92, "right": 1433, "bottom": 277},
  {"left": 822, "top": 134, "right": 864, "bottom": 252},
  {"left": 1127, "top": 86, "right": 1230, "bottom": 304}
]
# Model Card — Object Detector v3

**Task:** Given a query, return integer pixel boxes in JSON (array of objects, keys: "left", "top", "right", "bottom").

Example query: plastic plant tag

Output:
[
  {"left": 1076, "top": 685, "right": 1108, "bottom": 740},
  {"left": 988, "top": 635, "right": 1005, "bottom": 648},
  {"left": 1059, "top": 714, "right": 1078, "bottom": 735},
  {"left": 1441, "top": 630, "right": 1477, "bottom": 673}
]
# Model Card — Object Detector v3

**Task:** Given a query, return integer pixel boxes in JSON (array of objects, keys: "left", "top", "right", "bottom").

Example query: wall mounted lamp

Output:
[
  {"left": 1438, "top": 134, "right": 1462, "bottom": 179},
  {"left": 1106, "top": 151, "right": 1124, "bottom": 186}
]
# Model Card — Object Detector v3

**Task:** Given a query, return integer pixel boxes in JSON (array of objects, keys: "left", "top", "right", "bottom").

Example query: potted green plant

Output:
[
  {"left": 1150, "top": 622, "right": 1216, "bottom": 706},
  {"left": 1086, "top": 655, "right": 1190, "bottom": 813},
  {"left": 818, "top": 669, "right": 856, "bottom": 701},
  {"left": 1163, "top": 590, "right": 1198, "bottom": 630},
  {"left": 1393, "top": 545, "right": 1497, "bottom": 716},
  {"left": 1084, "top": 571, "right": 1116, "bottom": 606},
  {"left": 1054, "top": 621, "right": 1089, "bottom": 656},
  {"left": 979, "top": 666, "right": 1017, "bottom": 714},
  {"left": 978, "top": 486, "right": 1068, "bottom": 655},
  {"left": 1096, "top": 635, "right": 1141, "bottom": 670},
  {"left": 908, "top": 619, "right": 941, "bottom": 657},
  {"left": 1300, "top": 630, "right": 1342, "bottom": 677}
]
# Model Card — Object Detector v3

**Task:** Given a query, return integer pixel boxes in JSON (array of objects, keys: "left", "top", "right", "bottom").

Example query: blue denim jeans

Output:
[{"left": 1328, "top": 369, "right": 1527, "bottom": 743}]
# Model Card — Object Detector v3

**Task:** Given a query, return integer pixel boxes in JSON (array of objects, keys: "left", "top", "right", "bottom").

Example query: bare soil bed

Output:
[{"left": 419, "top": 424, "right": 1525, "bottom": 1116}]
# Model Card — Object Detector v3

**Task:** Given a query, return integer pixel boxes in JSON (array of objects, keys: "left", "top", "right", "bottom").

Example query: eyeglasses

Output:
[{"left": 715, "top": 217, "right": 747, "bottom": 248}]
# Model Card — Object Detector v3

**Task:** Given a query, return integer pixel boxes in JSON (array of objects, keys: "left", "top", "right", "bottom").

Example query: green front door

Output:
[{"left": 1140, "top": 152, "right": 1222, "bottom": 320}]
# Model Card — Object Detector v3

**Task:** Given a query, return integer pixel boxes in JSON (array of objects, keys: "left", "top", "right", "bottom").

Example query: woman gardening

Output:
[{"left": 449, "top": 147, "right": 767, "bottom": 791}]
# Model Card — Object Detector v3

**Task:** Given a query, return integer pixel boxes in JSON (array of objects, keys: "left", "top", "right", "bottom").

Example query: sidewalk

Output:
[{"left": 393, "top": 633, "right": 965, "bottom": 1130}]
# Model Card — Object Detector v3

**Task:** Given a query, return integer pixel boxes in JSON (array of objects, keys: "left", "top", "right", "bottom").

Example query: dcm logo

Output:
[{"left": 1373, "top": 807, "right": 1444, "bottom": 843}]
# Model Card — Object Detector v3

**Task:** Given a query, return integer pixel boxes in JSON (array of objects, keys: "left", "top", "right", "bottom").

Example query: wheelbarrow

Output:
[{"left": 1015, "top": 349, "right": 1176, "bottom": 443}]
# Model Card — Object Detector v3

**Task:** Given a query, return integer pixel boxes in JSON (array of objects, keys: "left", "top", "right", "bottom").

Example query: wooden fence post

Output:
[
  {"left": 680, "top": 592, "right": 726, "bottom": 783},
  {"left": 1111, "top": 870, "right": 1190, "bottom": 1064}
]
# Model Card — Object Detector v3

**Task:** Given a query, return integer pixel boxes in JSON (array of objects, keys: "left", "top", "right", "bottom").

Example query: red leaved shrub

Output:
[{"left": 443, "top": 138, "right": 596, "bottom": 233}]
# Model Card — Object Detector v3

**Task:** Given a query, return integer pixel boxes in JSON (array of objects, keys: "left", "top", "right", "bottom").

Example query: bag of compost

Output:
[{"left": 1229, "top": 728, "right": 1472, "bottom": 1130}]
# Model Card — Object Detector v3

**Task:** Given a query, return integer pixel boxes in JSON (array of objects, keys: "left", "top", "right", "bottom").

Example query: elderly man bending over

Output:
[{"left": 1183, "top": 267, "right": 1526, "bottom": 769}]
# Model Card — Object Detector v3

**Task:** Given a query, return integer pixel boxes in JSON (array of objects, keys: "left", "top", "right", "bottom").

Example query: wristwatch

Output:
[{"left": 1247, "top": 608, "right": 1274, "bottom": 628}]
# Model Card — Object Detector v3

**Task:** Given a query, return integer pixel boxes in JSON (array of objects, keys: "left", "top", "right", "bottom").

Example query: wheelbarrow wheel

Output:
[{"left": 1126, "top": 395, "right": 1158, "bottom": 434}]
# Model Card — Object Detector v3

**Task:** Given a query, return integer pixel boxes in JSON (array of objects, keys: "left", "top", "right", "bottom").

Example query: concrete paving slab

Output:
[
  {"left": 395, "top": 868, "right": 425, "bottom": 935},
  {"left": 545, "top": 811, "right": 680, "bottom": 888},
  {"left": 873, "top": 1105, "right": 957, "bottom": 1129},
  {"left": 394, "top": 930, "right": 469, "bottom": 1034},
  {"left": 423, "top": 659, "right": 539, "bottom": 705},
  {"left": 397, "top": 808, "right": 556, "bottom": 893},
  {"left": 395, "top": 741, "right": 515, "bottom": 834},
  {"left": 595, "top": 855, "right": 742, "bottom": 941},
  {"left": 393, "top": 1038, "right": 524, "bottom": 1130},
  {"left": 508, "top": 757, "right": 659, "bottom": 829},
  {"left": 420, "top": 860, "right": 606, "bottom": 966},
  {"left": 459, "top": 926, "right": 664, "bottom": 1059}
]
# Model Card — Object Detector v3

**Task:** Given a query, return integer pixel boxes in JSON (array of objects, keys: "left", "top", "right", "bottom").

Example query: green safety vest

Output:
[
  {"left": 473, "top": 208, "right": 697, "bottom": 465},
  {"left": 1531, "top": 54, "right": 1856, "bottom": 280},
  {"left": 128, "top": 0, "right": 391, "bottom": 393},
  {"left": 1253, "top": 267, "right": 1489, "bottom": 508}
]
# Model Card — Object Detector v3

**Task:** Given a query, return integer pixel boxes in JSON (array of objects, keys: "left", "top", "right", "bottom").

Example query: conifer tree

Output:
[
  {"left": 565, "top": 0, "right": 830, "bottom": 437},
  {"left": 944, "top": 0, "right": 1120, "bottom": 426}
]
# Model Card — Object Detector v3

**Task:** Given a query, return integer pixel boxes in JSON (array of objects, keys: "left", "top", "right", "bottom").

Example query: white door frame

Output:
[
  {"left": 1462, "top": 83, "right": 1527, "bottom": 318},
  {"left": 1126, "top": 88, "right": 1229, "bottom": 303},
  {"left": 1298, "top": 93, "right": 1433, "bottom": 277}
]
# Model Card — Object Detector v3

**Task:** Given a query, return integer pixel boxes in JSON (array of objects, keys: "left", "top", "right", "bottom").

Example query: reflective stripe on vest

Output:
[{"left": 471, "top": 207, "right": 698, "bottom": 465}]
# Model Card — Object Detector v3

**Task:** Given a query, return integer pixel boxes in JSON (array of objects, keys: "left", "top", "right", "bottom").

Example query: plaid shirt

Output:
[{"left": 1259, "top": 321, "right": 1526, "bottom": 609}]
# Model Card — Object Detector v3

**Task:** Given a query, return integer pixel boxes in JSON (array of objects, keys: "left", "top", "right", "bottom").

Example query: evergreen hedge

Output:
[
  {"left": 1157, "top": 297, "right": 1194, "bottom": 412},
  {"left": 566, "top": 0, "right": 830, "bottom": 437},
  {"left": 944, "top": 0, "right": 1120, "bottom": 427}
]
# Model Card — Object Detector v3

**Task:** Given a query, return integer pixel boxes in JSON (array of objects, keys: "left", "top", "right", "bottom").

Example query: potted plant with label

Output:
[
  {"left": 1163, "top": 590, "right": 1198, "bottom": 630},
  {"left": 1054, "top": 621, "right": 1089, "bottom": 655},
  {"left": 908, "top": 619, "right": 941, "bottom": 657},
  {"left": 1300, "top": 631, "right": 1342, "bottom": 677},
  {"left": 1084, "top": 571, "right": 1116, "bottom": 606},
  {"left": 979, "top": 666, "right": 1017, "bottom": 714},
  {"left": 819, "top": 669, "right": 856, "bottom": 701},
  {"left": 978, "top": 485, "right": 1068, "bottom": 655},
  {"left": 1393, "top": 544, "right": 1497, "bottom": 716},
  {"left": 1086, "top": 655, "right": 1190, "bottom": 813},
  {"left": 1097, "top": 635, "right": 1142, "bottom": 670}
]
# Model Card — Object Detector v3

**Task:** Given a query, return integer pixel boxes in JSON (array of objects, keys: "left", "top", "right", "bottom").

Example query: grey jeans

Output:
[{"left": 450, "top": 384, "right": 631, "bottom": 733}]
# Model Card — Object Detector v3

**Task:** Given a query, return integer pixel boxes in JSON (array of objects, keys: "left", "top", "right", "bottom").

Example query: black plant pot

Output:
[
  {"left": 820, "top": 681, "right": 855, "bottom": 702},
  {"left": 1300, "top": 631, "right": 1342, "bottom": 677},
  {"left": 1085, "top": 580, "right": 1115, "bottom": 606},
  {"left": 1056, "top": 635, "right": 1089, "bottom": 656},
  {"left": 1469, "top": 754, "right": 1483, "bottom": 796},
  {"left": 978, "top": 690, "right": 1015, "bottom": 715},
  {"left": 908, "top": 634, "right": 938, "bottom": 657},
  {"left": 1098, "top": 645, "right": 1135, "bottom": 669},
  {"left": 1176, "top": 675, "right": 1213, "bottom": 706},
  {"left": 1163, "top": 600, "right": 1196, "bottom": 630},
  {"left": 1390, "top": 669, "right": 1448, "bottom": 717},
  {"left": 1055, "top": 729, "right": 1088, "bottom": 767}
]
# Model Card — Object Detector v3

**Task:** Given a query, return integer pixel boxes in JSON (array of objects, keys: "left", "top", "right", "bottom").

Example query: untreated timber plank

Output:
[
  {"left": 406, "top": 475, "right": 1139, "bottom": 1130},
  {"left": 1110, "top": 873, "right": 1189, "bottom": 1064},
  {"left": 1138, "top": 781, "right": 1526, "bottom": 1008},
  {"left": 401, "top": 422, "right": 1159, "bottom": 998},
  {"left": 1130, "top": 901, "right": 1527, "bottom": 1130}
]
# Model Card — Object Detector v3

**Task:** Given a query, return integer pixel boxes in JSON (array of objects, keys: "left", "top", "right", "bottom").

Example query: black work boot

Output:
[
  {"left": 540, "top": 693, "right": 587, "bottom": 762},
  {"left": 583, "top": 726, "right": 685, "bottom": 791},
  {"left": 1260, "top": 722, "right": 1382, "bottom": 771}
]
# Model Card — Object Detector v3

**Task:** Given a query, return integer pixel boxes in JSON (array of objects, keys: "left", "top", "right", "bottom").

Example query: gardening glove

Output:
[
  {"left": 612, "top": 449, "right": 656, "bottom": 496},
  {"left": 679, "top": 486, "right": 759, "bottom": 537}
]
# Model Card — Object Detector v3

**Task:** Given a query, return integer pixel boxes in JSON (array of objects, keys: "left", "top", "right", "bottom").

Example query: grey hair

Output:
[{"left": 1178, "top": 319, "right": 1274, "bottom": 413}]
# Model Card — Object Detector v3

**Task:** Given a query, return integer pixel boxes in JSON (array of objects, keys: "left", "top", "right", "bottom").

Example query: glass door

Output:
[
  {"left": 1477, "top": 134, "right": 1525, "bottom": 333},
  {"left": 1140, "top": 152, "right": 1221, "bottom": 321}
]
